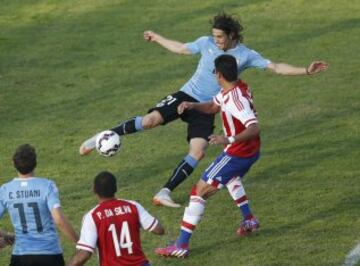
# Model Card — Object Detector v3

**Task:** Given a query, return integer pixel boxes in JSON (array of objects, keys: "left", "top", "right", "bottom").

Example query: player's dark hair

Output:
[
  {"left": 94, "top": 171, "right": 117, "bottom": 198},
  {"left": 215, "top": 54, "right": 238, "bottom": 82},
  {"left": 212, "top": 12, "right": 244, "bottom": 42},
  {"left": 13, "top": 144, "right": 37, "bottom": 174}
]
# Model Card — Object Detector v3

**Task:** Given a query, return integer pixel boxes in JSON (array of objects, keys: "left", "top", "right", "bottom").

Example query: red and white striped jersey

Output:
[
  {"left": 76, "top": 199, "right": 158, "bottom": 266},
  {"left": 213, "top": 80, "right": 260, "bottom": 158}
]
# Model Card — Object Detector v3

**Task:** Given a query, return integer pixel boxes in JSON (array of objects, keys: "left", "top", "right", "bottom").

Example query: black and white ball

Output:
[{"left": 95, "top": 130, "right": 121, "bottom": 157}]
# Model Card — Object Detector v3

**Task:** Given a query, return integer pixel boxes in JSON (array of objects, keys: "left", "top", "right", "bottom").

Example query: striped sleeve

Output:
[
  {"left": 76, "top": 212, "right": 97, "bottom": 253},
  {"left": 213, "top": 92, "right": 222, "bottom": 106},
  {"left": 229, "top": 89, "right": 258, "bottom": 127},
  {"left": 133, "top": 201, "right": 158, "bottom": 231}
]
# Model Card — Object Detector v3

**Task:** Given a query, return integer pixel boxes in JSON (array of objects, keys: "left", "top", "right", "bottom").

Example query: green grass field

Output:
[{"left": 1, "top": 0, "right": 359, "bottom": 265}]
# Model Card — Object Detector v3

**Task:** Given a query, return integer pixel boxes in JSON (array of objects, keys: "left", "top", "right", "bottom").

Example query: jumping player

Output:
[
  {"left": 79, "top": 13, "right": 328, "bottom": 208},
  {"left": 68, "top": 171, "right": 164, "bottom": 266},
  {"left": 156, "top": 54, "right": 262, "bottom": 258}
]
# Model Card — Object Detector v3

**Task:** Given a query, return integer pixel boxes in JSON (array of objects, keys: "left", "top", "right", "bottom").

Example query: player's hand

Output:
[
  {"left": 177, "top": 101, "right": 194, "bottom": 114},
  {"left": 0, "top": 234, "right": 14, "bottom": 248},
  {"left": 208, "top": 135, "right": 228, "bottom": 145},
  {"left": 4, "top": 234, "right": 15, "bottom": 246},
  {"left": 307, "top": 61, "right": 328, "bottom": 75},
  {"left": 0, "top": 238, "right": 6, "bottom": 249},
  {"left": 144, "top": 31, "right": 158, "bottom": 42}
]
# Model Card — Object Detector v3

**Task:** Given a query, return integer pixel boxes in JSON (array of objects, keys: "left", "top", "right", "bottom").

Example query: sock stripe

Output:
[
  {"left": 235, "top": 195, "right": 248, "bottom": 205},
  {"left": 181, "top": 226, "right": 193, "bottom": 233},
  {"left": 169, "top": 161, "right": 187, "bottom": 183},
  {"left": 181, "top": 221, "right": 196, "bottom": 231}
]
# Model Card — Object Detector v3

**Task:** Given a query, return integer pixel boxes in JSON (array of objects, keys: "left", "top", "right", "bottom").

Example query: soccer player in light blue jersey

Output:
[
  {"left": 0, "top": 144, "right": 78, "bottom": 266},
  {"left": 79, "top": 13, "right": 328, "bottom": 208}
]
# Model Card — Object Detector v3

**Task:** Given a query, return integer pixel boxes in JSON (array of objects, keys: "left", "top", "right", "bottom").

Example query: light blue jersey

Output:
[
  {"left": 0, "top": 177, "right": 62, "bottom": 255},
  {"left": 182, "top": 36, "right": 271, "bottom": 102}
]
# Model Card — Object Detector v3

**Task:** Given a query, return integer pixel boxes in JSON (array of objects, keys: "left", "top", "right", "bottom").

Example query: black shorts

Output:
[
  {"left": 148, "top": 91, "right": 215, "bottom": 141},
  {"left": 10, "top": 254, "right": 64, "bottom": 266}
]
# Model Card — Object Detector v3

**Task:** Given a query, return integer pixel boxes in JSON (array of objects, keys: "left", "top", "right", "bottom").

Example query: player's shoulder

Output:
[
  {"left": 31, "top": 177, "right": 57, "bottom": 188},
  {"left": 229, "top": 81, "right": 251, "bottom": 100},
  {"left": 195, "top": 36, "right": 213, "bottom": 46},
  {"left": 234, "top": 42, "right": 259, "bottom": 55},
  {"left": 117, "top": 199, "right": 141, "bottom": 209},
  {"left": 0, "top": 178, "right": 16, "bottom": 189}
]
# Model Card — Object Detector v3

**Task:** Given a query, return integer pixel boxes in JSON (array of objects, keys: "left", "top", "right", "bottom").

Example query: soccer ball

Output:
[{"left": 95, "top": 130, "right": 121, "bottom": 157}]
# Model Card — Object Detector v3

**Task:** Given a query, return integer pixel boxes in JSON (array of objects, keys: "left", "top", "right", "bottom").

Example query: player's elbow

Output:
[
  {"left": 249, "top": 123, "right": 260, "bottom": 137},
  {"left": 151, "top": 223, "right": 165, "bottom": 235}
]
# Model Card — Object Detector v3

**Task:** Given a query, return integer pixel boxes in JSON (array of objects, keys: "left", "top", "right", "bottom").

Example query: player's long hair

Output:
[{"left": 211, "top": 12, "right": 244, "bottom": 43}]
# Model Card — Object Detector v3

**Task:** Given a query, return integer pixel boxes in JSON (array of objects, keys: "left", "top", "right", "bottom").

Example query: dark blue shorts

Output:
[{"left": 201, "top": 152, "right": 260, "bottom": 189}]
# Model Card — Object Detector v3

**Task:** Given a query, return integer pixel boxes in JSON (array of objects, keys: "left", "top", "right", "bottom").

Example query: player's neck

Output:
[
  {"left": 222, "top": 80, "right": 238, "bottom": 92},
  {"left": 99, "top": 197, "right": 115, "bottom": 203},
  {"left": 223, "top": 40, "right": 237, "bottom": 51},
  {"left": 17, "top": 172, "right": 34, "bottom": 179}
]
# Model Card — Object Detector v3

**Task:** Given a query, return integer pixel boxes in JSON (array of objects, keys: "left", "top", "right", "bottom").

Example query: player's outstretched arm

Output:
[
  {"left": 144, "top": 30, "right": 191, "bottom": 55},
  {"left": 267, "top": 61, "right": 328, "bottom": 76},
  {"left": 68, "top": 250, "right": 92, "bottom": 266},
  {"left": 51, "top": 207, "right": 79, "bottom": 244}
]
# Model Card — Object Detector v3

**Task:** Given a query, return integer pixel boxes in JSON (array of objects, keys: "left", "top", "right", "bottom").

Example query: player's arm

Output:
[
  {"left": 144, "top": 31, "right": 191, "bottom": 55},
  {"left": 209, "top": 123, "right": 260, "bottom": 145},
  {"left": 266, "top": 61, "right": 328, "bottom": 76},
  {"left": 133, "top": 201, "right": 165, "bottom": 235},
  {"left": 178, "top": 101, "right": 220, "bottom": 115},
  {"left": 52, "top": 207, "right": 79, "bottom": 243},
  {"left": 68, "top": 249, "right": 92, "bottom": 266},
  {"left": 149, "top": 220, "right": 165, "bottom": 235}
]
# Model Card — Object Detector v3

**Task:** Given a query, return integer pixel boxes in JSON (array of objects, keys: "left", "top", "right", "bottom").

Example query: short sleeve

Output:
[
  {"left": 245, "top": 49, "right": 271, "bottom": 69},
  {"left": 76, "top": 212, "right": 97, "bottom": 253},
  {"left": 213, "top": 93, "right": 222, "bottom": 106},
  {"left": 134, "top": 202, "right": 158, "bottom": 232},
  {"left": 46, "top": 181, "right": 61, "bottom": 211},
  {"left": 0, "top": 186, "right": 6, "bottom": 219},
  {"left": 185, "top": 36, "right": 209, "bottom": 54},
  {"left": 229, "top": 91, "right": 258, "bottom": 127}
]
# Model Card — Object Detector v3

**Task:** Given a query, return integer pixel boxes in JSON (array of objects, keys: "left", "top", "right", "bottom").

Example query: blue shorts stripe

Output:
[
  {"left": 207, "top": 155, "right": 231, "bottom": 179},
  {"left": 201, "top": 152, "right": 259, "bottom": 187}
]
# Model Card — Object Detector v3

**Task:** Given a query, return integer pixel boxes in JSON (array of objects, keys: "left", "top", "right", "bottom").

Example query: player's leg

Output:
[
  {"left": 79, "top": 92, "right": 183, "bottom": 156},
  {"left": 153, "top": 110, "right": 214, "bottom": 207},
  {"left": 156, "top": 152, "right": 235, "bottom": 258},
  {"left": 110, "top": 109, "right": 164, "bottom": 134},
  {"left": 155, "top": 179, "right": 217, "bottom": 258},
  {"left": 79, "top": 111, "right": 163, "bottom": 155},
  {"left": 153, "top": 137, "right": 208, "bottom": 208},
  {"left": 10, "top": 254, "right": 65, "bottom": 266},
  {"left": 224, "top": 153, "right": 260, "bottom": 236}
]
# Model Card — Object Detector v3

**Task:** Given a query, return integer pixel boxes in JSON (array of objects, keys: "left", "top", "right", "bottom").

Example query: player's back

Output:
[
  {"left": 90, "top": 199, "right": 148, "bottom": 266},
  {"left": 0, "top": 177, "right": 62, "bottom": 255}
]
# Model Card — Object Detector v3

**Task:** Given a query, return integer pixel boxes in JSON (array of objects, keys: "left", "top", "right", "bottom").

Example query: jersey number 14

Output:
[{"left": 108, "top": 222, "right": 133, "bottom": 257}]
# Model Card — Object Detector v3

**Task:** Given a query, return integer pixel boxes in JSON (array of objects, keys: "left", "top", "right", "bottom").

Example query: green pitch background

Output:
[{"left": 1, "top": 0, "right": 359, "bottom": 265}]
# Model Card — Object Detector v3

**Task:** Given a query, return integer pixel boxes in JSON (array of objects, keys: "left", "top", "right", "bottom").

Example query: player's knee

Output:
[
  {"left": 189, "top": 149, "right": 205, "bottom": 161},
  {"left": 142, "top": 112, "right": 163, "bottom": 129}
]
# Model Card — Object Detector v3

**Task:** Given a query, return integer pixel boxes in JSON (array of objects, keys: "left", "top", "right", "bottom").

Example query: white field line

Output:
[{"left": 343, "top": 242, "right": 360, "bottom": 266}]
